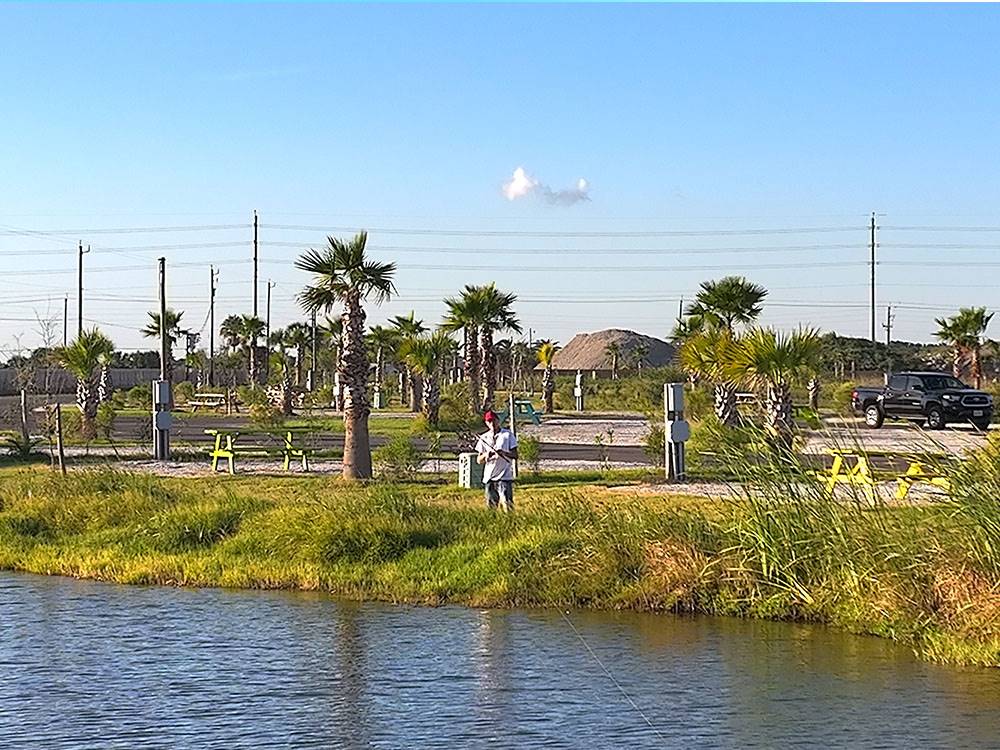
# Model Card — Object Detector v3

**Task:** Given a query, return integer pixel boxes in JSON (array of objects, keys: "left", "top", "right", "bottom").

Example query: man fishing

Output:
[{"left": 475, "top": 410, "right": 518, "bottom": 511}]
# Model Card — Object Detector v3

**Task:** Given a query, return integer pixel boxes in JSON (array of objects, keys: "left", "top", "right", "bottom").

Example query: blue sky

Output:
[{"left": 2, "top": 3, "right": 1000, "bottom": 352}]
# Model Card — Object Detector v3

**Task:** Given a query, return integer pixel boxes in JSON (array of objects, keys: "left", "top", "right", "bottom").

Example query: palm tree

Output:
[
  {"left": 228, "top": 314, "right": 266, "bottom": 384},
  {"left": 401, "top": 331, "right": 453, "bottom": 426},
  {"left": 283, "top": 322, "right": 312, "bottom": 386},
  {"left": 141, "top": 308, "right": 183, "bottom": 395},
  {"left": 220, "top": 314, "right": 242, "bottom": 353},
  {"left": 97, "top": 351, "right": 113, "bottom": 403},
  {"left": 53, "top": 329, "right": 114, "bottom": 439},
  {"left": 366, "top": 325, "right": 399, "bottom": 409},
  {"left": 726, "top": 327, "right": 821, "bottom": 446},
  {"left": 320, "top": 315, "right": 344, "bottom": 405},
  {"left": 605, "top": 341, "right": 621, "bottom": 380},
  {"left": 477, "top": 284, "right": 521, "bottom": 411},
  {"left": 678, "top": 330, "right": 742, "bottom": 427},
  {"left": 634, "top": 342, "right": 651, "bottom": 374},
  {"left": 537, "top": 341, "right": 559, "bottom": 413},
  {"left": 296, "top": 231, "right": 396, "bottom": 480},
  {"left": 442, "top": 285, "right": 489, "bottom": 413},
  {"left": 935, "top": 307, "right": 994, "bottom": 387},
  {"left": 391, "top": 312, "right": 427, "bottom": 412},
  {"left": 685, "top": 276, "right": 768, "bottom": 334}
]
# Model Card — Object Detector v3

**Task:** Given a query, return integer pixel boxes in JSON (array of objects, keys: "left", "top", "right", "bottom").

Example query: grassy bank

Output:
[{"left": 0, "top": 457, "right": 997, "bottom": 667}]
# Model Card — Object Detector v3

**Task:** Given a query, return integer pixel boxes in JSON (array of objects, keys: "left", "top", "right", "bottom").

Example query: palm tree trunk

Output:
[
  {"left": 466, "top": 325, "right": 481, "bottom": 414},
  {"left": 422, "top": 373, "right": 440, "bottom": 426},
  {"left": 972, "top": 346, "right": 982, "bottom": 388},
  {"left": 77, "top": 377, "right": 97, "bottom": 440},
  {"left": 714, "top": 382, "right": 739, "bottom": 427},
  {"left": 543, "top": 366, "right": 554, "bottom": 413},
  {"left": 340, "top": 292, "right": 372, "bottom": 480},
  {"left": 953, "top": 345, "right": 963, "bottom": 379},
  {"left": 766, "top": 380, "right": 794, "bottom": 447},
  {"left": 808, "top": 377, "right": 820, "bottom": 411},
  {"left": 480, "top": 328, "right": 495, "bottom": 411},
  {"left": 98, "top": 364, "right": 112, "bottom": 404},
  {"left": 296, "top": 344, "right": 305, "bottom": 386},
  {"left": 375, "top": 346, "right": 385, "bottom": 408},
  {"left": 280, "top": 364, "right": 293, "bottom": 416},
  {"left": 409, "top": 371, "right": 422, "bottom": 412}
]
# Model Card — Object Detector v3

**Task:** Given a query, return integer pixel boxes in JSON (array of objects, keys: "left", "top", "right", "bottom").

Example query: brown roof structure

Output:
[{"left": 541, "top": 329, "right": 676, "bottom": 372}]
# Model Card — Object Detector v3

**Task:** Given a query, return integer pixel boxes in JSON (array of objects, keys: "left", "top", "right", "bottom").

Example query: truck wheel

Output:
[
  {"left": 864, "top": 404, "right": 884, "bottom": 429},
  {"left": 926, "top": 406, "right": 946, "bottom": 430}
]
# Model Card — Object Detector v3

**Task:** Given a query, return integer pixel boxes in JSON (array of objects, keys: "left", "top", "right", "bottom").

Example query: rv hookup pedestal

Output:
[
  {"left": 664, "top": 383, "right": 690, "bottom": 482},
  {"left": 153, "top": 379, "right": 172, "bottom": 461}
]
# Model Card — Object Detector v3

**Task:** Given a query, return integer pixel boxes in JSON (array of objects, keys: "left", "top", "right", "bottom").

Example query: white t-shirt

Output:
[{"left": 476, "top": 428, "right": 518, "bottom": 482}]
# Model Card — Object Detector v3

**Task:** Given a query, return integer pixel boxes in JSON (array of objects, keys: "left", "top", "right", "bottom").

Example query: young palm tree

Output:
[
  {"left": 296, "top": 231, "right": 396, "bottom": 480},
  {"left": 604, "top": 341, "right": 621, "bottom": 380},
  {"left": 401, "top": 331, "right": 453, "bottom": 426},
  {"left": 230, "top": 314, "right": 266, "bottom": 384},
  {"left": 726, "top": 327, "right": 821, "bottom": 445},
  {"left": 685, "top": 276, "right": 768, "bottom": 334},
  {"left": 391, "top": 312, "right": 427, "bottom": 412},
  {"left": 936, "top": 307, "right": 993, "bottom": 386},
  {"left": 634, "top": 342, "right": 651, "bottom": 374},
  {"left": 220, "top": 314, "right": 242, "bottom": 353},
  {"left": 53, "top": 329, "right": 115, "bottom": 439},
  {"left": 366, "top": 325, "right": 399, "bottom": 408},
  {"left": 442, "top": 285, "right": 488, "bottom": 413},
  {"left": 141, "top": 308, "right": 184, "bottom": 394},
  {"left": 678, "top": 330, "right": 742, "bottom": 427},
  {"left": 283, "top": 322, "right": 312, "bottom": 386},
  {"left": 537, "top": 341, "right": 559, "bottom": 413},
  {"left": 477, "top": 284, "right": 521, "bottom": 411}
]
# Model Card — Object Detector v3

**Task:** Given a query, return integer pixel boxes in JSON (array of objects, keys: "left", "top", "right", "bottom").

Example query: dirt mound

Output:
[{"left": 545, "top": 329, "right": 676, "bottom": 371}]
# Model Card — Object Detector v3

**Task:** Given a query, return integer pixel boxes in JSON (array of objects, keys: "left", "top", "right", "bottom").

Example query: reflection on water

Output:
[{"left": 1, "top": 572, "right": 998, "bottom": 749}]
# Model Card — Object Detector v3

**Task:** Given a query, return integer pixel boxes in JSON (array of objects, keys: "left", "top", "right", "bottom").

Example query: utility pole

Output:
[
  {"left": 252, "top": 210, "right": 259, "bottom": 317},
  {"left": 209, "top": 265, "right": 218, "bottom": 386},
  {"left": 677, "top": 297, "right": 684, "bottom": 327},
  {"left": 154, "top": 257, "right": 171, "bottom": 461},
  {"left": 265, "top": 280, "right": 275, "bottom": 344},
  {"left": 883, "top": 304, "right": 893, "bottom": 347},
  {"left": 77, "top": 242, "right": 90, "bottom": 336},
  {"left": 870, "top": 212, "right": 877, "bottom": 343},
  {"left": 62, "top": 295, "right": 68, "bottom": 346}
]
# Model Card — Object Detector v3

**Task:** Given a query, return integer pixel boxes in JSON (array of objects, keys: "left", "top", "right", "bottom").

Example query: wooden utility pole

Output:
[
  {"left": 884, "top": 304, "right": 894, "bottom": 347},
  {"left": 209, "top": 265, "right": 217, "bottom": 386},
  {"left": 252, "top": 210, "right": 259, "bottom": 317},
  {"left": 870, "top": 212, "right": 877, "bottom": 343},
  {"left": 62, "top": 295, "right": 68, "bottom": 346},
  {"left": 309, "top": 310, "right": 318, "bottom": 391},
  {"left": 266, "top": 280, "right": 274, "bottom": 344},
  {"left": 77, "top": 242, "right": 90, "bottom": 336}
]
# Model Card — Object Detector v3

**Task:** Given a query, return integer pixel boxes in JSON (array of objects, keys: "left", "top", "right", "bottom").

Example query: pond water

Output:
[{"left": 2, "top": 572, "right": 998, "bottom": 749}]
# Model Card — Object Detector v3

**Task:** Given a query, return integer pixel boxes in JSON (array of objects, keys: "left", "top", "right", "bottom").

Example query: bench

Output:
[
  {"left": 205, "top": 428, "right": 313, "bottom": 474},
  {"left": 497, "top": 400, "right": 543, "bottom": 426},
  {"left": 818, "top": 448, "right": 951, "bottom": 501}
]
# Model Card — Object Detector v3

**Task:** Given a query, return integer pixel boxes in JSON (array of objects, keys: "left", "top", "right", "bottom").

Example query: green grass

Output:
[{"left": 0, "top": 444, "right": 997, "bottom": 667}]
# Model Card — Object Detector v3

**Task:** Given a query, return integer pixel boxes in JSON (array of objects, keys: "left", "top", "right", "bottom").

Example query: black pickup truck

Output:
[{"left": 852, "top": 371, "right": 993, "bottom": 430}]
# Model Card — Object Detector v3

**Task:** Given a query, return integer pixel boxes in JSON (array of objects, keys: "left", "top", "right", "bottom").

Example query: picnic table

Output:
[
  {"left": 205, "top": 428, "right": 313, "bottom": 474},
  {"left": 188, "top": 392, "right": 238, "bottom": 413},
  {"left": 820, "top": 448, "right": 951, "bottom": 500},
  {"left": 497, "top": 399, "right": 543, "bottom": 426}
]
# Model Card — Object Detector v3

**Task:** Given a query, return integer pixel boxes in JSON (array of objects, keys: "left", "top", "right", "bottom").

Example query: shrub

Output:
[
  {"left": 643, "top": 425, "right": 665, "bottom": 467},
  {"left": 831, "top": 381, "right": 859, "bottom": 416},
  {"left": 126, "top": 384, "right": 152, "bottom": 409},
  {"left": 372, "top": 435, "right": 423, "bottom": 481},
  {"left": 96, "top": 403, "right": 117, "bottom": 441},
  {"left": 518, "top": 435, "right": 542, "bottom": 474},
  {"left": 248, "top": 402, "right": 284, "bottom": 430},
  {"left": 174, "top": 381, "right": 195, "bottom": 404}
]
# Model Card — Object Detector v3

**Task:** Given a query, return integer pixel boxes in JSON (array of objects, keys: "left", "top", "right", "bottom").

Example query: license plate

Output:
[{"left": 974, "top": 410, "right": 984, "bottom": 417}]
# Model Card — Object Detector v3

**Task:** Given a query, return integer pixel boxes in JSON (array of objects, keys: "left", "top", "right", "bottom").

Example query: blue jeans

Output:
[{"left": 484, "top": 480, "right": 514, "bottom": 511}]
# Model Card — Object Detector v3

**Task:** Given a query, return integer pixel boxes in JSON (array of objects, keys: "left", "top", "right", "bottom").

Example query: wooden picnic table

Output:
[
  {"left": 821, "top": 448, "right": 951, "bottom": 500},
  {"left": 205, "top": 427, "right": 313, "bottom": 474},
  {"left": 189, "top": 392, "right": 239, "bottom": 414}
]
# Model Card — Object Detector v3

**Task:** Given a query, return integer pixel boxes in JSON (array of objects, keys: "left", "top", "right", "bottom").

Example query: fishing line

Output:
[{"left": 560, "top": 610, "right": 667, "bottom": 742}]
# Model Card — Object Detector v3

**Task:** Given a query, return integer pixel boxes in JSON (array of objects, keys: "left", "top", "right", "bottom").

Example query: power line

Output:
[
  {"left": 0, "top": 223, "right": 244, "bottom": 236},
  {"left": 260, "top": 222, "right": 865, "bottom": 238}
]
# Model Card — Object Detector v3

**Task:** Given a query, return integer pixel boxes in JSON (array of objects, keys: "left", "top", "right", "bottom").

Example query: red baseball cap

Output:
[{"left": 483, "top": 410, "right": 499, "bottom": 422}]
